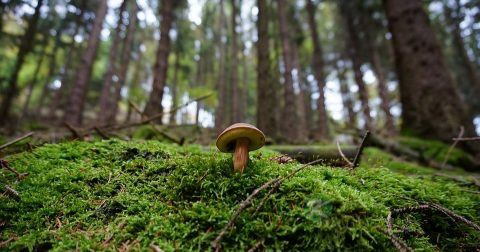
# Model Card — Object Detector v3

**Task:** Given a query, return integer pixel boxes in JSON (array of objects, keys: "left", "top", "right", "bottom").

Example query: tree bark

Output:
[
  {"left": 21, "top": 45, "right": 47, "bottom": 119},
  {"left": 0, "top": 0, "right": 43, "bottom": 125},
  {"left": 48, "top": 1, "right": 86, "bottom": 120},
  {"left": 169, "top": 51, "right": 180, "bottom": 125},
  {"left": 305, "top": 0, "right": 329, "bottom": 140},
  {"left": 277, "top": 0, "right": 299, "bottom": 143},
  {"left": 64, "top": 0, "right": 108, "bottom": 126},
  {"left": 98, "top": 0, "right": 128, "bottom": 125},
  {"left": 256, "top": 0, "right": 277, "bottom": 139},
  {"left": 108, "top": 0, "right": 138, "bottom": 124},
  {"left": 291, "top": 42, "right": 309, "bottom": 142},
  {"left": 144, "top": 0, "right": 176, "bottom": 122},
  {"left": 335, "top": 59, "right": 356, "bottom": 128},
  {"left": 340, "top": 5, "right": 374, "bottom": 131},
  {"left": 383, "top": 0, "right": 479, "bottom": 154},
  {"left": 215, "top": 0, "right": 228, "bottom": 132},
  {"left": 230, "top": 0, "right": 241, "bottom": 123}
]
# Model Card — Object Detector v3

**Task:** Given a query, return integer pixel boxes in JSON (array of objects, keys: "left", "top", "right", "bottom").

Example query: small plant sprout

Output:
[{"left": 216, "top": 123, "right": 265, "bottom": 173}]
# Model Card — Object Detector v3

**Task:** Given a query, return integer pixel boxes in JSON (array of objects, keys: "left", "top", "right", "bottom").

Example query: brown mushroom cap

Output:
[{"left": 216, "top": 123, "right": 265, "bottom": 153}]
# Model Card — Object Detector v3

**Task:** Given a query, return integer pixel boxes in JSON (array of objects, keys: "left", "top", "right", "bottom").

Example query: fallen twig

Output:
[
  {"left": 149, "top": 243, "right": 165, "bottom": 252},
  {"left": 0, "top": 238, "right": 15, "bottom": 249},
  {"left": 94, "top": 127, "right": 109, "bottom": 139},
  {"left": 352, "top": 131, "right": 370, "bottom": 168},
  {"left": 247, "top": 239, "right": 264, "bottom": 252},
  {"left": 0, "top": 159, "right": 28, "bottom": 179},
  {"left": 2, "top": 185, "right": 20, "bottom": 201},
  {"left": 452, "top": 136, "right": 480, "bottom": 141},
  {"left": 378, "top": 228, "right": 414, "bottom": 252},
  {"left": 336, "top": 141, "right": 353, "bottom": 167},
  {"left": 443, "top": 126, "right": 464, "bottom": 168},
  {"left": 0, "top": 132, "right": 34, "bottom": 151},
  {"left": 63, "top": 122, "right": 83, "bottom": 139},
  {"left": 212, "top": 158, "right": 325, "bottom": 250}
]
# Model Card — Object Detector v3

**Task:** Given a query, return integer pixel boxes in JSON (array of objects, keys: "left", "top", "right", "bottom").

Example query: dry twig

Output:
[
  {"left": 247, "top": 240, "right": 264, "bottom": 252},
  {"left": 452, "top": 136, "right": 480, "bottom": 141},
  {"left": 94, "top": 127, "right": 109, "bottom": 139},
  {"left": 0, "top": 132, "right": 34, "bottom": 151},
  {"left": 212, "top": 158, "right": 325, "bottom": 250},
  {"left": 352, "top": 131, "right": 370, "bottom": 168},
  {"left": 63, "top": 122, "right": 82, "bottom": 139},
  {"left": 0, "top": 159, "right": 28, "bottom": 179},
  {"left": 0, "top": 238, "right": 15, "bottom": 249},
  {"left": 336, "top": 141, "right": 353, "bottom": 167},
  {"left": 378, "top": 228, "right": 414, "bottom": 252},
  {"left": 443, "top": 126, "right": 464, "bottom": 168},
  {"left": 2, "top": 185, "right": 20, "bottom": 201},
  {"left": 149, "top": 243, "right": 165, "bottom": 252}
]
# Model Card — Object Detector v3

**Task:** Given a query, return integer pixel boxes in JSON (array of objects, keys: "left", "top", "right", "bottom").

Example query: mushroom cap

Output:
[{"left": 216, "top": 123, "right": 265, "bottom": 153}]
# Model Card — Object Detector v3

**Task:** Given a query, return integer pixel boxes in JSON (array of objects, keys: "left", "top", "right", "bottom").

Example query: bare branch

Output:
[
  {"left": 0, "top": 132, "right": 34, "bottom": 151},
  {"left": 352, "top": 131, "right": 370, "bottom": 168},
  {"left": 336, "top": 141, "right": 353, "bottom": 167},
  {"left": 452, "top": 136, "right": 480, "bottom": 141}
]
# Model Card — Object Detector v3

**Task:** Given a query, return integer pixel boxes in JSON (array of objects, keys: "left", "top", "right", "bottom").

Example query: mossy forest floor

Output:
[{"left": 1, "top": 139, "right": 479, "bottom": 251}]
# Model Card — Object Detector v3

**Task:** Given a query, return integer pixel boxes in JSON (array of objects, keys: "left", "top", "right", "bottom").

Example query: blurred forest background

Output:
[{"left": 0, "top": 0, "right": 479, "bottom": 156}]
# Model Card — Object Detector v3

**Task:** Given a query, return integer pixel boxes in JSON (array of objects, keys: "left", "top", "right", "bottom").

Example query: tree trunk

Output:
[
  {"left": 21, "top": 45, "right": 47, "bottom": 119},
  {"left": 48, "top": 1, "right": 86, "bottom": 120},
  {"left": 230, "top": 0, "right": 240, "bottom": 123},
  {"left": 305, "top": 0, "right": 329, "bottom": 140},
  {"left": 143, "top": 0, "right": 176, "bottom": 122},
  {"left": 335, "top": 60, "right": 356, "bottom": 128},
  {"left": 98, "top": 0, "right": 128, "bottom": 125},
  {"left": 256, "top": 0, "right": 277, "bottom": 139},
  {"left": 383, "top": 0, "right": 479, "bottom": 154},
  {"left": 108, "top": 0, "right": 138, "bottom": 124},
  {"left": 215, "top": 0, "right": 228, "bottom": 132},
  {"left": 291, "top": 42, "right": 309, "bottom": 142},
  {"left": 0, "top": 0, "right": 43, "bottom": 125},
  {"left": 64, "top": 0, "right": 108, "bottom": 126},
  {"left": 37, "top": 43, "right": 60, "bottom": 114},
  {"left": 277, "top": 0, "right": 299, "bottom": 143},
  {"left": 340, "top": 5, "right": 374, "bottom": 131},
  {"left": 169, "top": 51, "right": 180, "bottom": 124}
]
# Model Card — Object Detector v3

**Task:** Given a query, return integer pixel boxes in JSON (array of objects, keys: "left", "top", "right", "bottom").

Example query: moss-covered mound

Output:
[{"left": 1, "top": 140, "right": 479, "bottom": 251}]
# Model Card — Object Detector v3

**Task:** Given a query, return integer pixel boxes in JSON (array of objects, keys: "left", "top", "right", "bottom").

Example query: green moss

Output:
[
  {"left": 398, "top": 136, "right": 474, "bottom": 168},
  {"left": 1, "top": 140, "right": 479, "bottom": 251}
]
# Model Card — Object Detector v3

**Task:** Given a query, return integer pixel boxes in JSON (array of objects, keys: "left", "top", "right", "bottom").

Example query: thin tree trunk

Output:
[
  {"left": 291, "top": 42, "right": 309, "bottom": 142},
  {"left": 341, "top": 5, "right": 374, "bottom": 131},
  {"left": 64, "top": 0, "right": 108, "bottom": 126},
  {"left": 0, "top": 0, "right": 43, "bottom": 125},
  {"left": 306, "top": 0, "right": 329, "bottom": 140},
  {"left": 98, "top": 0, "right": 128, "bottom": 125},
  {"left": 256, "top": 0, "right": 277, "bottom": 139},
  {"left": 230, "top": 0, "right": 240, "bottom": 123},
  {"left": 384, "top": 0, "right": 479, "bottom": 155},
  {"left": 48, "top": 1, "right": 86, "bottom": 120},
  {"left": 335, "top": 59, "right": 356, "bottom": 128},
  {"left": 169, "top": 50, "right": 180, "bottom": 124},
  {"left": 277, "top": 0, "right": 299, "bottom": 143},
  {"left": 108, "top": 0, "right": 138, "bottom": 124},
  {"left": 37, "top": 43, "right": 61, "bottom": 114},
  {"left": 21, "top": 45, "right": 47, "bottom": 119},
  {"left": 144, "top": 0, "right": 176, "bottom": 122},
  {"left": 215, "top": 0, "right": 228, "bottom": 132}
]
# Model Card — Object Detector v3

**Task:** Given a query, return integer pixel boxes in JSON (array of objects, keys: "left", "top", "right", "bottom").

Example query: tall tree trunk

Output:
[
  {"left": 108, "top": 0, "right": 138, "bottom": 124},
  {"left": 48, "top": 1, "right": 86, "bottom": 120},
  {"left": 169, "top": 50, "right": 180, "bottom": 125},
  {"left": 0, "top": 0, "right": 43, "bottom": 125},
  {"left": 383, "top": 0, "right": 479, "bottom": 154},
  {"left": 335, "top": 59, "right": 356, "bottom": 128},
  {"left": 64, "top": 0, "right": 108, "bottom": 126},
  {"left": 277, "top": 0, "right": 299, "bottom": 143},
  {"left": 340, "top": 5, "right": 374, "bottom": 131},
  {"left": 291, "top": 42, "right": 309, "bottom": 142},
  {"left": 444, "top": 3, "right": 480, "bottom": 93},
  {"left": 215, "top": 0, "right": 228, "bottom": 132},
  {"left": 98, "top": 0, "right": 128, "bottom": 125},
  {"left": 21, "top": 45, "right": 47, "bottom": 119},
  {"left": 305, "top": 0, "right": 329, "bottom": 140},
  {"left": 256, "top": 0, "right": 277, "bottom": 139},
  {"left": 144, "top": 0, "right": 176, "bottom": 122},
  {"left": 230, "top": 0, "right": 240, "bottom": 123}
]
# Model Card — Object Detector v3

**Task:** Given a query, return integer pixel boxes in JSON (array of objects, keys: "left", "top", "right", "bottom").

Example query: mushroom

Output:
[{"left": 216, "top": 123, "right": 265, "bottom": 173}]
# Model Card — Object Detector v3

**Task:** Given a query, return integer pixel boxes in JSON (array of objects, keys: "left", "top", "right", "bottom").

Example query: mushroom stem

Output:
[{"left": 233, "top": 137, "right": 250, "bottom": 173}]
